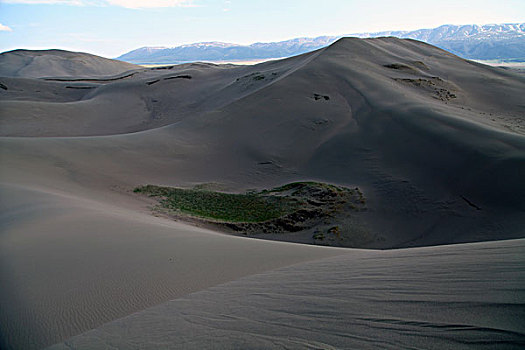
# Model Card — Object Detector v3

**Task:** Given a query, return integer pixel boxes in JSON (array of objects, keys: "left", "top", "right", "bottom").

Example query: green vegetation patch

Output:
[
  {"left": 134, "top": 181, "right": 366, "bottom": 236},
  {"left": 135, "top": 182, "right": 369, "bottom": 247},
  {"left": 134, "top": 184, "right": 301, "bottom": 222}
]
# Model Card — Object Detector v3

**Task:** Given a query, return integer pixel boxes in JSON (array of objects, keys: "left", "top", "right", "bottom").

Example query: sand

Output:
[
  {"left": 0, "top": 49, "right": 138, "bottom": 78},
  {"left": 1, "top": 37, "right": 524, "bottom": 349},
  {"left": 0, "top": 184, "right": 344, "bottom": 349},
  {"left": 47, "top": 239, "right": 525, "bottom": 349}
]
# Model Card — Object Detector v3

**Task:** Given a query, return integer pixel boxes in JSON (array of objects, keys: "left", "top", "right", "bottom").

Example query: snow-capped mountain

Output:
[
  {"left": 117, "top": 23, "right": 525, "bottom": 64},
  {"left": 354, "top": 23, "right": 525, "bottom": 42}
]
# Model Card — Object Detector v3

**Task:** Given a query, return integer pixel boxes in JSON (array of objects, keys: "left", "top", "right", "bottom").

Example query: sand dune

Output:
[
  {"left": 0, "top": 184, "right": 343, "bottom": 349},
  {"left": 1, "top": 38, "right": 523, "bottom": 246},
  {"left": 48, "top": 239, "right": 525, "bottom": 349},
  {"left": 1, "top": 37, "right": 524, "bottom": 349},
  {"left": 0, "top": 49, "right": 138, "bottom": 79}
]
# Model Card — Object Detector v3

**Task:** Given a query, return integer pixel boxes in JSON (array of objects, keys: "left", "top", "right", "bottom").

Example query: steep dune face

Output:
[
  {"left": 1, "top": 38, "right": 524, "bottom": 248},
  {"left": 174, "top": 37, "right": 525, "bottom": 247},
  {"left": 0, "top": 49, "right": 139, "bottom": 78}
]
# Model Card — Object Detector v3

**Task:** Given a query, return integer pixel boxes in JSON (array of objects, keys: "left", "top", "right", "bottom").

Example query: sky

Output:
[{"left": 0, "top": 0, "right": 524, "bottom": 58}]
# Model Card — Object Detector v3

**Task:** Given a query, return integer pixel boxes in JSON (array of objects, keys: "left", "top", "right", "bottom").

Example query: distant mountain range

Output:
[{"left": 117, "top": 23, "right": 525, "bottom": 64}]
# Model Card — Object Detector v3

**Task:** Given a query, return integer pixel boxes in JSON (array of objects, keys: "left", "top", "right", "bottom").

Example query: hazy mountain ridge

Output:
[
  {"left": 117, "top": 23, "right": 525, "bottom": 64},
  {"left": 119, "top": 36, "right": 336, "bottom": 63}
]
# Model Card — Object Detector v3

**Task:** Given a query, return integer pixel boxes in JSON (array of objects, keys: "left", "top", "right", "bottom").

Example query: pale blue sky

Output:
[{"left": 0, "top": 0, "right": 524, "bottom": 58}]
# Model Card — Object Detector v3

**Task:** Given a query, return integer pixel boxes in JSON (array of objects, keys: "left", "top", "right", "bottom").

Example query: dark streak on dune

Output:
[
  {"left": 44, "top": 72, "right": 137, "bottom": 82},
  {"left": 383, "top": 63, "right": 420, "bottom": 74},
  {"left": 384, "top": 63, "right": 410, "bottom": 70},
  {"left": 313, "top": 93, "right": 330, "bottom": 101},
  {"left": 461, "top": 195, "right": 482, "bottom": 210},
  {"left": 163, "top": 74, "right": 192, "bottom": 80},
  {"left": 65, "top": 86, "right": 95, "bottom": 89},
  {"left": 149, "top": 66, "right": 174, "bottom": 70}
]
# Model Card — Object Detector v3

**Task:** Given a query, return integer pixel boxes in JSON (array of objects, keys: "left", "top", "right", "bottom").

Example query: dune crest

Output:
[{"left": 0, "top": 49, "right": 139, "bottom": 79}]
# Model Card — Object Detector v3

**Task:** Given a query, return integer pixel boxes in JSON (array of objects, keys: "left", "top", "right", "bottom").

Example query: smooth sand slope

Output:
[
  {"left": 1, "top": 37, "right": 524, "bottom": 349},
  {"left": 0, "top": 184, "right": 344, "bottom": 349},
  {"left": 0, "top": 49, "right": 138, "bottom": 78},
  {"left": 48, "top": 239, "right": 525, "bottom": 350}
]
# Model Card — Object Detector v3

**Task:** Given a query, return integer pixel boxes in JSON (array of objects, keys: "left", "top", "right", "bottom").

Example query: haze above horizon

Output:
[{"left": 0, "top": 0, "right": 524, "bottom": 58}]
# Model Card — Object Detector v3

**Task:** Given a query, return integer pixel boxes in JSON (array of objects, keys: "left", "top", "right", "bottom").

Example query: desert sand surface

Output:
[
  {"left": 47, "top": 239, "right": 525, "bottom": 349},
  {"left": 0, "top": 49, "right": 138, "bottom": 78},
  {"left": 1, "top": 37, "right": 524, "bottom": 349},
  {"left": 0, "top": 184, "right": 343, "bottom": 349}
]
